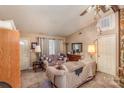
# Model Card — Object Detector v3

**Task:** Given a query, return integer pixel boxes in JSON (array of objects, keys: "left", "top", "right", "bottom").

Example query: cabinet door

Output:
[{"left": 0, "top": 28, "right": 20, "bottom": 87}]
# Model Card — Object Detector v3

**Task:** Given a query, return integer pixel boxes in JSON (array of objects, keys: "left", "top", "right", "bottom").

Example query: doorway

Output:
[
  {"left": 97, "top": 34, "right": 117, "bottom": 76},
  {"left": 20, "top": 39, "right": 30, "bottom": 70}
]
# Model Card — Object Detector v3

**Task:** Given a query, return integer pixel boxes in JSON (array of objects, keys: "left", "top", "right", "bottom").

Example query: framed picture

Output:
[
  {"left": 71, "top": 43, "right": 82, "bottom": 54},
  {"left": 31, "top": 42, "right": 37, "bottom": 49}
]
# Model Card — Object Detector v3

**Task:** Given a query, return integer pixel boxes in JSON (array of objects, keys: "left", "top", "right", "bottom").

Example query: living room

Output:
[{"left": 0, "top": 5, "right": 124, "bottom": 88}]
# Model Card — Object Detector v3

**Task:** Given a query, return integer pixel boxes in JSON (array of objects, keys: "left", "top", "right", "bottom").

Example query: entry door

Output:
[
  {"left": 20, "top": 39, "right": 30, "bottom": 70},
  {"left": 97, "top": 35, "right": 116, "bottom": 76}
]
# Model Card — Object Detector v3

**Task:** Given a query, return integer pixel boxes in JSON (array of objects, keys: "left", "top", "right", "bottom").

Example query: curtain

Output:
[
  {"left": 42, "top": 38, "right": 49, "bottom": 55},
  {"left": 38, "top": 37, "right": 49, "bottom": 55},
  {"left": 37, "top": 37, "right": 64, "bottom": 55},
  {"left": 37, "top": 37, "right": 42, "bottom": 56},
  {"left": 54, "top": 39, "right": 60, "bottom": 54},
  {"left": 60, "top": 40, "right": 64, "bottom": 53}
]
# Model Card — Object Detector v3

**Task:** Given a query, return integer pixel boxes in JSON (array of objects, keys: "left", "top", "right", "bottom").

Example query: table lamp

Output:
[
  {"left": 88, "top": 44, "right": 96, "bottom": 60},
  {"left": 35, "top": 45, "right": 41, "bottom": 61}
]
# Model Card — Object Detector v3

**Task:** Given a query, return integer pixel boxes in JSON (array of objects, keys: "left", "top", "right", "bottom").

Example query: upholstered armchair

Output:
[{"left": 46, "top": 65, "right": 68, "bottom": 88}]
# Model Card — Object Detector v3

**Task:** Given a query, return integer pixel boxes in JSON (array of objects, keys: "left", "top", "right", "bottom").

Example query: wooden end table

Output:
[{"left": 32, "top": 61, "right": 46, "bottom": 72}]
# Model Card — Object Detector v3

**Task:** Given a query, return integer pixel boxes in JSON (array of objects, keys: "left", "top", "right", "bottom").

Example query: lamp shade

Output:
[
  {"left": 35, "top": 45, "right": 41, "bottom": 52},
  {"left": 88, "top": 44, "right": 96, "bottom": 54}
]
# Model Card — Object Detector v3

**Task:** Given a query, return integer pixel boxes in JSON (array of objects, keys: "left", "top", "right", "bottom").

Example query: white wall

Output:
[
  {"left": 20, "top": 32, "right": 66, "bottom": 70},
  {"left": 66, "top": 12, "right": 119, "bottom": 76},
  {"left": 66, "top": 23, "right": 97, "bottom": 60}
]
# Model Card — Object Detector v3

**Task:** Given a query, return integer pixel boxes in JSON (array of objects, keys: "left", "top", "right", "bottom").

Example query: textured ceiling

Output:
[{"left": 0, "top": 5, "right": 123, "bottom": 36}]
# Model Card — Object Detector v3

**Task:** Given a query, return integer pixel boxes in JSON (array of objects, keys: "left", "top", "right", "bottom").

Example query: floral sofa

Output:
[{"left": 41, "top": 54, "right": 67, "bottom": 67}]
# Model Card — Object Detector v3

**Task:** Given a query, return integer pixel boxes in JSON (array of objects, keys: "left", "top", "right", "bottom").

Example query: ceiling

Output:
[{"left": 0, "top": 5, "right": 123, "bottom": 36}]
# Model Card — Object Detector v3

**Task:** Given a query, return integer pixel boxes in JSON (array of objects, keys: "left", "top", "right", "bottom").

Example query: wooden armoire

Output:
[{"left": 0, "top": 28, "right": 20, "bottom": 87}]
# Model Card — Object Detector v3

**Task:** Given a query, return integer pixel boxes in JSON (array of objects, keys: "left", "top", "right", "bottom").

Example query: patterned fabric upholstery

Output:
[
  {"left": 41, "top": 54, "right": 67, "bottom": 66},
  {"left": 46, "top": 61, "right": 97, "bottom": 88}
]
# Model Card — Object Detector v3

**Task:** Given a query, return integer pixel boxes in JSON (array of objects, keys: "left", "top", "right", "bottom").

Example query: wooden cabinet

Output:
[
  {"left": 67, "top": 54, "right": 81, "bottom": 61},
  {"left": 0, "top": 28, "right": 20, "bottom": 87}
]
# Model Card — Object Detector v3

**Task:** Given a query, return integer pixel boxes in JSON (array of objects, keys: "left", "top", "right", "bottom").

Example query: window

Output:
[
  {"left": 38, "top": 38, "right": 63, "bottom": 55},
  {"left": 97, "top": 14, "right": 115, "bottom": 31},
  {"left": 49, "top": 40, "right": 55, "bottom": 55},
  {"left": 48, "top": 39, "right": 61, "bottom": 55}
]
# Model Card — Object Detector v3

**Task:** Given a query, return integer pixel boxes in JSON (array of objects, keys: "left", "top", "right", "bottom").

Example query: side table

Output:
[{"left": 32, "top": 61, "right": 46, "bottom": 72}]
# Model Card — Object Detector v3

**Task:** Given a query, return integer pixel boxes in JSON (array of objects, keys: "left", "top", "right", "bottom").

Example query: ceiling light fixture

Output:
[{"left": 80, "top": 5, "right": 119, "bottom": 21}]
